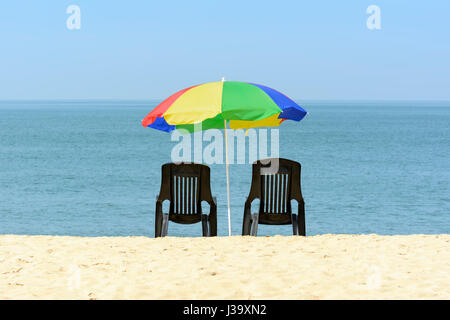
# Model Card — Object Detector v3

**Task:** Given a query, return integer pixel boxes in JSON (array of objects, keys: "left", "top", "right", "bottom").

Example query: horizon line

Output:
[{"left": 1, "top": 98, "right": 450, "bottom": 103}]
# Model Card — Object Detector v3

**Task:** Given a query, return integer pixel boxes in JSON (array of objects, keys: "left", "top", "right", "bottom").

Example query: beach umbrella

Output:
[{"left": 142, "top": 79, "right": 307, "bottom": 236}]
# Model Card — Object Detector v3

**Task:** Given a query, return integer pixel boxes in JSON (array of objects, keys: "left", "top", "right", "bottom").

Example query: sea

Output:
[{"left": 0, "top": 100, "right": 449, "bottom": 237}]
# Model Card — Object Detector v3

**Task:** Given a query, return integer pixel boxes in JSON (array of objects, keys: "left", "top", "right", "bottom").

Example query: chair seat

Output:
[
  {"left": 169, "top": 213, "right": 202, "bottom": 224},
  {"left": 257, "top": 213, "right": 293, "bottom": 225}
]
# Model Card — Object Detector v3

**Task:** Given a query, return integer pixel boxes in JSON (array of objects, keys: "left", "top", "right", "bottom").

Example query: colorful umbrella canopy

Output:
[{"left": 141, "top": 81, "right": 307, "bottom": 132}]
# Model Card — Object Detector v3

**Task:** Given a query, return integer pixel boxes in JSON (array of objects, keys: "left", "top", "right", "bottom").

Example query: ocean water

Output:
[{"left": 0, "top": 100, "right": 449, "bottom": 237}]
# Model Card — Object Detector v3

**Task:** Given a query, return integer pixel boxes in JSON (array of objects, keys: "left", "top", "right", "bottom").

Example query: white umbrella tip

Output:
[{"left": 221, "top": 77, "right": 226, "bottom": 82}]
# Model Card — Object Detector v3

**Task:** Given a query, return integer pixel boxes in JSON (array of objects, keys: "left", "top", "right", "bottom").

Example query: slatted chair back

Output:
[
  {"left": 158, "top": 162, "right": 214, "bottom": 224},
  {"left": 248, "top": 158, "right": 304, "bottom": 224}
]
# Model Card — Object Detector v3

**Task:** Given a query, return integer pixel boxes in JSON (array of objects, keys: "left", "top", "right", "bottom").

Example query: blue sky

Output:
[{"left": 0, "top": 1, "right": 449, "bottom": 100}]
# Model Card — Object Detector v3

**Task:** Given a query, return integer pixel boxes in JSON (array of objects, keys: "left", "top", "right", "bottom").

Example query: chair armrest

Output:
[
  {"left": 155, "top": 194, "right": 165, "bottom": 213},
  {"left": 292, "top": 198, "right": 305, "bottom": 213},
  {"left": 298, "top": 199, "right": 305, "bottom": 215},
  {"left": 244, "top": 196, "right": 256, "bottom": 212},
  {"left": 208, "top": 196, "right": 217, "bottom": 215},
  {"left": 156, "top": 194, "right": 170, "bottom": 205}
]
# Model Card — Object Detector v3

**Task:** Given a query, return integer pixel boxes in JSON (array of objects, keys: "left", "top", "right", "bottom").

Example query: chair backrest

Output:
[
  {"left": 158, "top": 162, "right": 214, "bottom": 216},
  {"left": 247, "top": 158, "right": 303, "bottom": 215}
]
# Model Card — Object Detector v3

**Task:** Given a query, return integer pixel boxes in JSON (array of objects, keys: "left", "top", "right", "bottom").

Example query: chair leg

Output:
[
  {"left": 291, "top": 214, "right": 299, "bottom": 235},
  {"left": 161, "top": 214, "right": 169, "bottom": 237},
  {"left": 250, "top": 213, "right": 259, "bottom": 236},
  {"left": 208, "top": 211, "right": 217, "bottom": 237},
  {"left": 242, "top": 206, "right": 252, "bottom": 235},
  {"left": 201, "top": 214, "right": 209, "bottom": 237},
  {"left": 298, "top": 202, "right": 306, "bottom": 236},
  {"left": 155, "top": 210, "right": 163, "bottom": 238},
  {"left": 298, "top": 215, "right": 305, "bottom": 236},
  {"left": 155, "top": 197, "right": 163, "bottom": 238},
  {"left": 242, "top": 214, "right": 252, "bottom": 236}
]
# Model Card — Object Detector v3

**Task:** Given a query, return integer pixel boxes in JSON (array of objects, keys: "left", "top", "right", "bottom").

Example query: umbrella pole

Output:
[{"left": 224, "top": 119, "right": 232, "bottom": 236}]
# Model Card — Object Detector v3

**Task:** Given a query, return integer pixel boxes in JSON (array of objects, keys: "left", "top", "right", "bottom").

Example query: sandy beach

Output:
[{"left": 0, "top": 234, "right": 449, "bottom": 300}]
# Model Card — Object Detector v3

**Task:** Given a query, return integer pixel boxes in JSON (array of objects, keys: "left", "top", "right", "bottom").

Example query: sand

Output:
[{"left": 0, "top": 234, "right": 449, "bottom": 299}]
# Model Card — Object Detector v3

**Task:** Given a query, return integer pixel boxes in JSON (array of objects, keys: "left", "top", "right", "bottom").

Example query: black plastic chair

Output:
[
  {"left": 155, "top": 162, "right": 217, "bottom": 237},
  {"left": 242, "top": 158, "right": 305, "bottom": 236}
]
